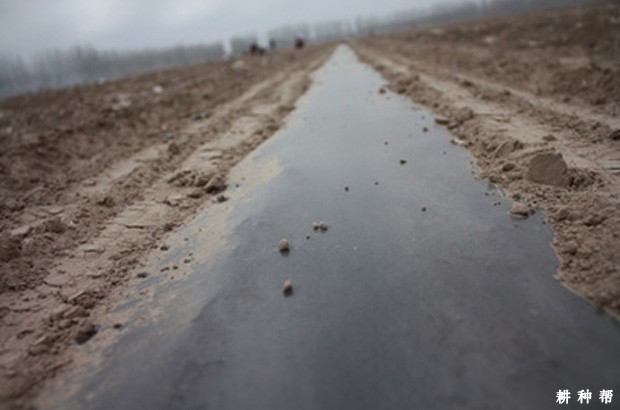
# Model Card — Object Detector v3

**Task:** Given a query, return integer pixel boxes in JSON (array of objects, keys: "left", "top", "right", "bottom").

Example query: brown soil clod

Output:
[
  {"left": 188, "top": 188, "right": 205, "bottom": 199},
  {"left": 278, "top": 239, "right": 290, "bottom": 253},
  {"left": 526, "top": 152, "right": 569, "bottom": 187},
  {"left": 312, "top": 221, "right": 329, "bottom": 232},
  {"left": 554, "top": 207, "right": 570, "bottom": 222},
  {"left": 204, "top": 174, "right": 227, "bottom": 194},
  {"left": 509, "top": 203, "right": 533, "bottom": 219},
  {"left": 97, "top": 195, "right": 116, "bottom": 207},
  {"left": 44, "top": 217, "right": 68, "bottom": 234},
  {"left": 74, "top": 323, "right": 98, "bottom": 345},
  {"left": 584, "top": 214, "right": 605, "bottom": 227},
  {"left": 282, "top": 279, "right": 294, "bottom": 296},
  {"left": 167, "top": 142, "right": 181, "bottom": 156}
]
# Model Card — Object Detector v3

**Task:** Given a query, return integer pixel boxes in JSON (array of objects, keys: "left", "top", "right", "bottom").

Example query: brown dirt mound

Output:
[{"left": 526, "top": 152, "right": 569, "bottom": 187}]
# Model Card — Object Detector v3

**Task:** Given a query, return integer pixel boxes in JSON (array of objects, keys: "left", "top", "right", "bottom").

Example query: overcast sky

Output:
[{"left": 0, "top": 0, "right": 469, "bottom": 57}]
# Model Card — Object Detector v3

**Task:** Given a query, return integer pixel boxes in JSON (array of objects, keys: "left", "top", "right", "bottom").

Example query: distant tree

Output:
[{"left": 0, "top": 41, "right": 226, "bottom": 99}]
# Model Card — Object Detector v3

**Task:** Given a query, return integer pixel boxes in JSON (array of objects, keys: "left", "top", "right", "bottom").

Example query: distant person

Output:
[
  {"left": 295, "top": 37, "right": 305, "bottom": 49},
  {"left": 249, "top": 43, "right": 259, "bottom": 55},
  {"left": 269, "top": 39, "right": 276, "bottom": 51},
  {"left": 249, "top": 43, "right": 266, "bottom": 55}
]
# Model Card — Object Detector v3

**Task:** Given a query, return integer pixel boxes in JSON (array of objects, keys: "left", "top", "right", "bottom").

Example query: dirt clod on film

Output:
[
  {"left": 278, "top": 239, "right": 291, "bottom": 253},
  {"left": 282, "top": 279, "right": 294, "bottom": 296},
  {"left": 509, "top": 203, "right": 533, "bottom": 219}
]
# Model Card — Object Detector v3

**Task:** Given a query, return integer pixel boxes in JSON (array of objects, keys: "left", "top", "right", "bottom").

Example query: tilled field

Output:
[{"left": 1, "top": 1, "right": 620, "bottom": 408}]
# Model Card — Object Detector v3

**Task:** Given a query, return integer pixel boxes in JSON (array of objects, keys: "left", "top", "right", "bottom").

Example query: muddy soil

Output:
[
  {"left": 0, "top": 44, "right": 334, "bottom": 409},
  {"left": 353, "top": 1, "right": 620, "bottom": 317}
]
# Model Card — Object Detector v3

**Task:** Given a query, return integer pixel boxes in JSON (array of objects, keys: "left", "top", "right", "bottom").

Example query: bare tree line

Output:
[
  {"left": 0, "top": 42, "right": 225, "bottom": 99},
  {"left": 0, "top": 0, "right": 603, "bottom": 99}
]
